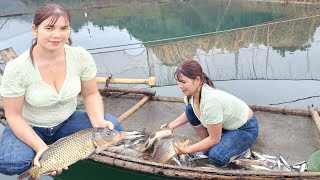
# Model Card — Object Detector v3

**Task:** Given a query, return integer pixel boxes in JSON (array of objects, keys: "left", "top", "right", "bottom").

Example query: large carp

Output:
[
  {"left": 19, "top": 128, "right": 123, "bottom": 180},
  {"left": 151, "top": 137, "right": 190, "bottom": 164}
]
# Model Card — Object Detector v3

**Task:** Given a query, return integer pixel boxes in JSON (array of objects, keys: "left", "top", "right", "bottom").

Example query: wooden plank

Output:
[
  {"left": 96, "top": 76, "right": 156, "bottom": 86},
  {"left": 91, "top": 151, "right": 320, "bottom": 179},
  {"left": 118, "top": 95, "right": 151, "bottom": 122},
  {"left": 308, "top": 106, "right": 320, "bottom": 134},
  {"left": 106, "top": 94, "right": 318, "bottom": 116},
  {"left": 0, "top": 47, "right": 18, "bottom": 64},
  {"left": 98, "top": 86, "right": 156, "bottom": 96}
]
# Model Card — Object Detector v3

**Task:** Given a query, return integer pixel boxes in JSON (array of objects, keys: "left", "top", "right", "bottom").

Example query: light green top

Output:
[
  {"left": 184, "top": 84, "right": 249, "bottom": 130},
  {"left": 0, "top": 45, "right": 97, "bottom": 128}
]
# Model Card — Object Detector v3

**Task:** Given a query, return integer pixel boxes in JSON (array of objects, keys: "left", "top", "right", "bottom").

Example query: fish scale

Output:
[
  {"left": 151, "top": 138, "right": 176, "bottom": 163},
  {"left": 27, "top": 128, "right": 121, "bottom": 180}
]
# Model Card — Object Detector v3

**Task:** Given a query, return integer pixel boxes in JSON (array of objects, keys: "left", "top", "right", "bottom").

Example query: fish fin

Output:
[
  {"left": 17, "top": 170, "right": 31, "bottom": 180},
  {"left": 34, "top": 148, "right": 50, "bottom": 163}
]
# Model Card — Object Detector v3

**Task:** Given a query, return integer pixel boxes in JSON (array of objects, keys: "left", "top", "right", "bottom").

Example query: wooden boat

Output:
[
  {"left": 81, "top": 90, "right": 320, "bottom": 180},
  {"left": 1, "top": 49, "right": 320, "bottom": 179},
  {"left": 1, "top": 87, "right": 320, "bottom": 179}
]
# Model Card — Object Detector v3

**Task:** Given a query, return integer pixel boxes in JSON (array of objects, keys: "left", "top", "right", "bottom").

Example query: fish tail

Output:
[
  {"left": 17, "top": 170, "right": 32, "bottom": 180},
  {"left": 28, "top": 168, "right": 41, "bottom": 180}
]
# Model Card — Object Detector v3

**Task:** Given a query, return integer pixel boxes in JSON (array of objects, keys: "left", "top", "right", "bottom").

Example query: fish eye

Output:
[{"left": 106, "top": 131, "right": 111, "bottom": 135}]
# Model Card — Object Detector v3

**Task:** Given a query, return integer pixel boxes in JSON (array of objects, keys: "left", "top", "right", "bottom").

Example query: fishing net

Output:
[
  {"left": 145, "top": 8, "right": 320, "bottom": 86},
  {"left": 89, "top": 44, "right": 151, "bottom": 88}
]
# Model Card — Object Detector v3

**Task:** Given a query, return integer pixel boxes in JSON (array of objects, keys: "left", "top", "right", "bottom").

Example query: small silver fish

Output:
[
  {"left": 246, "top": 165, "right": 272, "bottom": 171},
  {"left": 279, "top": 155, "right": 291, "bottom": 170},
  {"left": 122, "top": 131, "right": 142, "bottom": 136},
  {"left": 233, "top": 159, "right": 269, "bottom": 167},
  {"left": 300, "top": 163, "right": 306, "bottom": 172},
  {"left": 124, "top": 134, "right": 145, "bottom": 140}
]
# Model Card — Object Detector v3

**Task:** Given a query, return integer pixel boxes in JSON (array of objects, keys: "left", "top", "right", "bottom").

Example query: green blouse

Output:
[
  {"left": 0, "top": 45, "right": 97, "bottom": 128},
  {"left": 184, "top": 84, "right": 249, "bottom": 130}
]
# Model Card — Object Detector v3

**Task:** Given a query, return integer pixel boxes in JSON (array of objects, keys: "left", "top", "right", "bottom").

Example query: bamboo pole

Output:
[
  {"left": 98, "top": 86, "right": 156, "bottom": 96},
  {"left": 106, "top": 94, "right": 185, "bottom": 103},
  {"left": 105, "top": 94, "right": 316, "bottom": 116},
  {"left": 308, "top": 106, "right": 320, "bottom": 134},
  {"left": 96, "top": 76, "right": 156, "bottom": 86},
  {"left": 118, "top": 95, "right": 151, "bottom": 122},
  {"left": 250, "top": 104, "right": 311, "bottom": 116}
]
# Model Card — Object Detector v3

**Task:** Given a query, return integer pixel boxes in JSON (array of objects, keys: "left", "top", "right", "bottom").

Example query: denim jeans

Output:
[
  {"left": 0, "top": 110, "right": 123, "bottom": 175},
  {"left": 185, "top": 104, "right": 259, "bottom": 166}
]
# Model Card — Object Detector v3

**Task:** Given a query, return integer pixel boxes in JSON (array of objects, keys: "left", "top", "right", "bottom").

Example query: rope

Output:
[
  {"left": 269, "top": 95, "right": 320, "bottom": 106},
  {"left": 215, "top": 0, "right": 232, "bottom": 32},
  {"left": 90, "top": 46, "right": 145, "bottom": 55}
]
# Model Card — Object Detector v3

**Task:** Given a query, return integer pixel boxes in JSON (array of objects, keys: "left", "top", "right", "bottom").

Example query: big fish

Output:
[
  {"left": 19, "top": 128, "right": 123, "bottom": 180},
  {"left": 151, "top": 137, "right": 190, "bottom": 164},
  {"left": 139, "top": 128, "right": 173, "bottom": 152}
]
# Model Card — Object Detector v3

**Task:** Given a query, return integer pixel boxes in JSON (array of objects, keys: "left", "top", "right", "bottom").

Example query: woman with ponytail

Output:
[
  {"left": 0, "top": 3, "right": 122, "bottom": 176},
  {"left": 160, "top": 60, "right": 258, "bottom": 167}
]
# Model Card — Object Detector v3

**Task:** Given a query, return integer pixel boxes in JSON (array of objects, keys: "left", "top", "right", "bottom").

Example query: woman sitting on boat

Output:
[
  {"left": 0, "top": 3, "right": 122, "bottom": 176},
  {"left": 161, "top": 60, "right": 259, "bottom": 166}
]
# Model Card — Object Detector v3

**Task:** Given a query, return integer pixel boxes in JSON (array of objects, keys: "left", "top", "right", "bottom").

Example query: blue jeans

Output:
[
  {"left": 185, "top": 104, "right": 259, "bottom": 166},
  {"left": 0, "top": 110, "right": 123, "bottom": 175}
]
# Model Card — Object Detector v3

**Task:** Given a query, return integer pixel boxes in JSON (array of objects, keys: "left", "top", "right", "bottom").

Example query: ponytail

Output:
[
  {"left": 203, "top": 73, "right": 215, "bottom": 88},
  {"left": 29, "top": 38, "right": 37, "bottom": 65},
  {"left": 67, "top": 37, "right": 72, "bottom": 45}
]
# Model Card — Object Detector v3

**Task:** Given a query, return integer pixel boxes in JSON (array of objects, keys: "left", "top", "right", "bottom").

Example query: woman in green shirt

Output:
[
  {"left": 161, "top": 60, "right": 258, "bottom": 166},
  {"left": 0, "top": 3, "right": 122, "bottom": 176}
]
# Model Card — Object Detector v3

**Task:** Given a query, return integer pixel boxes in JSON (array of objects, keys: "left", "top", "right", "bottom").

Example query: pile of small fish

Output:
[
  {"left": 231, "top": 151, "right": 307, "bottom": 172},
  {"left": 104, "top": 129, "right": 308, "bottom": 172},
  {"left": 105, "top": 128, "right": 190, "bottom": 164}
]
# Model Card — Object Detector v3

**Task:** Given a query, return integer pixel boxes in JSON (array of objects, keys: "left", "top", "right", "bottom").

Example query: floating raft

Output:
[{"left": 83, "top": 93, "right": 320, "bottom": 180}]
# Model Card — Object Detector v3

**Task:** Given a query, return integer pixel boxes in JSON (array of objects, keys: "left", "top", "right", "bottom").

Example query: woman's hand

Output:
[
  {"left": 174, "top": 143, "right": 189, "bottom": 155},
  {"left": 93, "top": 120, "right": 114, "bottom": 130},
  {"left": 104, "top": 120, "right": 114, "bottom": 130},
  {"left": 33, "top": 145, "right": 48, "bottom": 168},
  {"left": 160, "top": 122, "right": 174, "bottom": 130},
  {"left": 33, "top": 145, "right": 69, "bottom": 176},
  {"left": 51, "top": 167, "right": 69, "bottom": 176},
  {"left": 160, "top": 123, "right": 169, "bottom": 129}
]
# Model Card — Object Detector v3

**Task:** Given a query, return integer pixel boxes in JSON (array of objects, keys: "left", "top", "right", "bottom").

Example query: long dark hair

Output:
[
  {"left": 30, "top": 3, "right": 72, "bottom": 63},
  {"left": 174, "top": 60, "right": 215, "bottom": 88}
]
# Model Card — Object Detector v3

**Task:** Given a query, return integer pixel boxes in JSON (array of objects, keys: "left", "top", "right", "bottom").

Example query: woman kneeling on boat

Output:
[
  {"left": 0, "top": 3, "right": 122, "bottom": 176},
  {"left": 161, "top": 60, "right": 259, "bottom": 167}
]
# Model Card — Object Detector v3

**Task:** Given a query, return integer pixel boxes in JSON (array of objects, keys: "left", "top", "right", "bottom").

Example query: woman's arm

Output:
[
  {"left": 81, "top": 77, "right": 114, "bottom": 129},
  {"left": 175, "top": 123, "right": 222, "bottom": 154},
  {"left": 161, "top": 112, "right": 189, "bottom": 130},
  {"left": 2, "top": 96, "right": 48, "bottom": 165}
]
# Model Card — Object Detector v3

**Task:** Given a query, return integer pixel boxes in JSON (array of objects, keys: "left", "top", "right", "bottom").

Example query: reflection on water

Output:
[{"left": 148, "top": 8, "right": 320, "bottom": 86}]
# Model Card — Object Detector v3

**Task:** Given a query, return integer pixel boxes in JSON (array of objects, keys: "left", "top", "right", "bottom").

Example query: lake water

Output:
[{"left": 1, "top": 0, "right": 320, "bottom": 179}]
